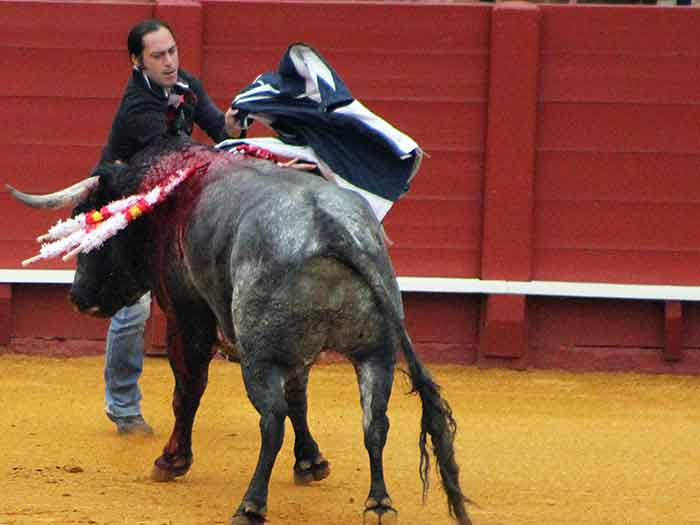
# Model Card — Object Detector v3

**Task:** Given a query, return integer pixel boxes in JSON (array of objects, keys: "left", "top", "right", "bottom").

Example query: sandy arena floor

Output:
[{"left": 1, "top": 353, "right": 700, "bottom": 525}]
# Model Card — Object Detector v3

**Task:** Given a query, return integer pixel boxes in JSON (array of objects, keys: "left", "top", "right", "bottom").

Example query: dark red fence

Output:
[{"left": 2, "top": 0, "right": 700, "bottom": 373}]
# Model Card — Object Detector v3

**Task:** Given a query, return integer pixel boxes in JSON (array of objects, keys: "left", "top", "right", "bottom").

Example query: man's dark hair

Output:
[{"left": 127, "top": 19, "right": 176, "bottom": 60}]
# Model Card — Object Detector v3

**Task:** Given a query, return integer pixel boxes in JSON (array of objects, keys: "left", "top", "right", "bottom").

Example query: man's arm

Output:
[
  {"left": 188, "top": 76, "right": 242, "bottom": 142},
  {"left": 187, "top": 76, "right": 227, "bottom": 142}
]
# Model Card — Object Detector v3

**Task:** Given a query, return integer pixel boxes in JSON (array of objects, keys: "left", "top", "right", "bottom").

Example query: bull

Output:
[{"left": 9, "top": 136, "right": 471, "bottom": 525}]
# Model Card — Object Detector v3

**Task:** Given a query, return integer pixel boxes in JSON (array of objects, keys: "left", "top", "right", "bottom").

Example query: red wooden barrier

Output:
[
  {"left": 535, "top": 5, "right": 700, "bottom": 285},
  {"left": 1, "top": 0, "right": 700, "bottom": 373}
]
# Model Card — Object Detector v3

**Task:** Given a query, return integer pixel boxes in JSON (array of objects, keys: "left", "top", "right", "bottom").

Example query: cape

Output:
[{"left": 220, "top": 43, "right": 423, "bottom": 220}]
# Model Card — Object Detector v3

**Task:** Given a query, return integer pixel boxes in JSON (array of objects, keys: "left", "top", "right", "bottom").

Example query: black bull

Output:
[{"left": 11, "top": 137, "right": 470, "bottom": 525}]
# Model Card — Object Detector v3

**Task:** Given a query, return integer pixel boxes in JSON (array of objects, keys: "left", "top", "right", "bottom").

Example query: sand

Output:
[{"left": 1, "top": 353, "right": 700, "bottom": 524}]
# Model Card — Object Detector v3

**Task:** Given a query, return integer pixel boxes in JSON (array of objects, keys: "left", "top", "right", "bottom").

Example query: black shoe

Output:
[{"left": 106, "top": 413, "right": 154, "bottom": 435}]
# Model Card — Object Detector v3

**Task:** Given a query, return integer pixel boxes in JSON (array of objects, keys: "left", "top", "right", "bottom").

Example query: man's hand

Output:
[
  {"left": 277, "top": 158, "right": 318, "bottom": 171},
  {"left": 225, "top": 108, "right": 245, "bottom": 137}
]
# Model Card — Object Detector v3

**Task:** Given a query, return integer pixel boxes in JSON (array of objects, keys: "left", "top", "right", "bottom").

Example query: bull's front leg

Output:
[{"left": 152, "top": 308, "right": 217, "bottom": 482}]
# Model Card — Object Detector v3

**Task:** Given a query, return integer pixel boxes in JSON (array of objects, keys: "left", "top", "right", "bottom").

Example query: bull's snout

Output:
[
  {"left": 80, "top": 305, "right": 108, "bottom": 318},
  {"left": 69, "top": 291, "right": 109, "bottom": 318}
]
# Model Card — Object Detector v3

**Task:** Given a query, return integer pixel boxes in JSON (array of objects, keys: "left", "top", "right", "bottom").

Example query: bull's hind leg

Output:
[
  {"left": 353, "top": 353, "right": 398, "bottom": 525},
  {"left": 286, "top": 369, "right": 330, "bottom": 485},
  {"left": 232, "top": 362, "right": 288, "bottom": 525},
  {"left": 152, "top": 305, "right": 217, "bottom": 482}
]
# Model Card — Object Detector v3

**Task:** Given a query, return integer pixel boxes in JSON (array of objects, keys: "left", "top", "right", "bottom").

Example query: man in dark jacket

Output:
[{"left": 100, "top": 18, "right": 240, "bottom": 435}]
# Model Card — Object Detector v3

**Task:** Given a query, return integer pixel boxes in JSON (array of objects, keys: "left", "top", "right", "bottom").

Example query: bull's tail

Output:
[
  {"left": 317, "top": 203, "right": 470, "bottom": 523},
  {"left": 398, "top": 327, "right": 471, "bottom": 525},
  {"left": 344, "top": 257, "right": 471, "bottom": 523}
]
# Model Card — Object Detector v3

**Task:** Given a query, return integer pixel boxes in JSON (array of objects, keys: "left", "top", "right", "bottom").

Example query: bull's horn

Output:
[{"left": 5, "top": 176, "right": 99, "bottom": 209}]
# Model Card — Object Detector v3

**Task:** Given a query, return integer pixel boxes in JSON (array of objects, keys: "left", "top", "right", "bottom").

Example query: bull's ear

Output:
[{"left": 93, "top": 162, "right": 131, "bottom": 200}]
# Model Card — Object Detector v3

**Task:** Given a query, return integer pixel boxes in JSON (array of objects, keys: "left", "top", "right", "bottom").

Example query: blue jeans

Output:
[{"left": 104, "top": 293, "right": 151, "bottom": 418}]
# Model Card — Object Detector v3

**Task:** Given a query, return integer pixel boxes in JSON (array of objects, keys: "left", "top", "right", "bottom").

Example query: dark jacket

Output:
[{"left": 99, "top": 68, "right": 229, "bottom": 164}]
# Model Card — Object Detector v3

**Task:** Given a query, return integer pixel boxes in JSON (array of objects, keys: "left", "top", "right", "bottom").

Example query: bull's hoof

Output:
[
  {"left": 363, "top": 497, "right": 397, "bottom": 525},
  {"left": 231, "top": 501, "right": 267, "bottom": 525},
  {"left": 293, "top": 456, "right": 330, "bottom": 485},
  {"left": 151, "top": 464, "right": 178, "bottom": 482},
  {"left": 151, "top": 454, "right": 191, "bottom": 482}
]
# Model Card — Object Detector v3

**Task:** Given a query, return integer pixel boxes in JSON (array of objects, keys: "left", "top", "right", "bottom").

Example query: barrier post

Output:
[
  {"left": 478, "top": 2, "right": 540, "bottom": 367},
  {"left": 663, "top": 301, "right": 683, "bottom": 362},
  {"left": 147, "top": 302, "right": 168, "bottom": 355},
  {"left": 0, "top": 284, "right": 10, "bottom": 345}
]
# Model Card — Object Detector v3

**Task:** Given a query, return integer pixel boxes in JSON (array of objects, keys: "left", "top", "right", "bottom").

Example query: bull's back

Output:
[{"left": 228, "top": 168, "right": 392, "bottom": 279}]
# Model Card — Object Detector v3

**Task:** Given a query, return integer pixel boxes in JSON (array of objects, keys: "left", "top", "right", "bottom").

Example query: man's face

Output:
[{"left": 133, "top": 27, "right": 179, "bottom": 89}]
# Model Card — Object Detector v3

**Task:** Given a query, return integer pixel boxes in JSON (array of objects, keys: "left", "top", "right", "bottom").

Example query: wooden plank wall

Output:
[
  {"left": 535, "top": 6, "right": 700, "bottom": 285},
  {"left": 527, "top": 5, "right": 700, "bottom": 372},
  {"left": 0, "top": 2, "right": 152, "bottom": 268}
]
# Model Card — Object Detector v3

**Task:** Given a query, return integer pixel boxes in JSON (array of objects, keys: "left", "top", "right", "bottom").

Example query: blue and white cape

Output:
[{"left": 217, "top": 43, "right": 423, "bottom": 220}]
